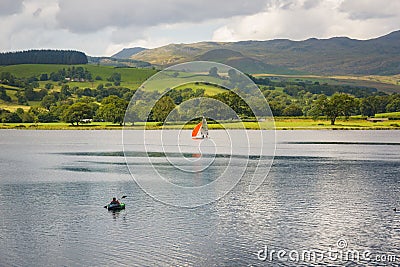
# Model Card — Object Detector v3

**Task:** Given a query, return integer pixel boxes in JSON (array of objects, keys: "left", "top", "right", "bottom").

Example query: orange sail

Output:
[{"left": 192, "top": 122, "right": 202, "bottom": 138}]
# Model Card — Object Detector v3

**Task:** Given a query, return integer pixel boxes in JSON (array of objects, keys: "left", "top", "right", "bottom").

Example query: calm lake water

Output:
[{"left": 0, "top": 130, "right": 399, "bottom": 266}]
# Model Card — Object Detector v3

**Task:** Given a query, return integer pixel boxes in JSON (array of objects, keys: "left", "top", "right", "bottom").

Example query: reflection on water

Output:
[{"left": 0, "top": 130, "right": 399, "bottom": 266}]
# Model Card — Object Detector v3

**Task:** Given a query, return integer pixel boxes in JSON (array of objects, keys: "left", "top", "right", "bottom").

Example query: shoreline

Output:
[{"left": 2, "top": 118, "right": 400, "bottom": 131}]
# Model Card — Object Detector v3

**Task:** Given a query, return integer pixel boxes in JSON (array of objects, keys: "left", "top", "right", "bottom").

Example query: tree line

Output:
[
  {"left": 0, "top": 50, "right": 87, "bottom": 65},
  {"left": 1, "top": 68, "right": 400, "bottom": 125}
]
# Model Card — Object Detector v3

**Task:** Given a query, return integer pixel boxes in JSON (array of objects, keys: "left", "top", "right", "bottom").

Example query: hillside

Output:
[
  {"left": 0, "top": 64, "right": 155, "bottom": 83},
  {"left": 87, "top": 56, "right": 151, "bottom": 68},
  {"left": 111, "top": 47, "right": 146, "bottom": 59},
  {"left": 195, "top": 49, "right": 298, "bottom": 74},
  {"left": 0, "top": 64, "right": 157, "bottom": 112},
  {"left": 125, "top": 30, "right": 400, "bottom": 75}
]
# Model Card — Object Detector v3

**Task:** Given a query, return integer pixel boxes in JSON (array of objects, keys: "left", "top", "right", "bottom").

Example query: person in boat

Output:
[{"left": 110, "top": 197, "right": 120, "bottom": 205}]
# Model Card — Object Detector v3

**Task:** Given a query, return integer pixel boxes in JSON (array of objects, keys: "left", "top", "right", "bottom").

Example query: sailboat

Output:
[{"left": 192, "top": 116, "right": 209, "bottom": 139}]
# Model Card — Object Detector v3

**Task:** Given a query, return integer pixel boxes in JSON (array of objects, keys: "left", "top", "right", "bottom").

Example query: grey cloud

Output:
[
  {"left": 33, "top": 8, "right": 42, "bottom": 17},
  {"left": 268, "top": 0, "right": 321, "bottom": 11},
  {"left": 0, "top": 0, "right": 24, "bottom": 16},
  {"left": 302, "top": 0, "right": 321, "bottom": 10},
  {"left": 340, "top": 0, "right": 400, "bottom": 20},
  {"left": 56, "top": 0, "right": 269, "bottom": 33}
]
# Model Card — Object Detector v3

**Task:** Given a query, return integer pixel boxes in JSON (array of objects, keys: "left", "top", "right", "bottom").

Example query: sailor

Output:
[{"left": 110, "top": 197, "right": 120, "bottom": 205}]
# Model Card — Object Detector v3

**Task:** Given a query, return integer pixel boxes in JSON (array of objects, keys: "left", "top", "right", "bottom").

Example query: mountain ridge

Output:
[{"left": 120, "top": 30, "right": 400, "bottom": 75}]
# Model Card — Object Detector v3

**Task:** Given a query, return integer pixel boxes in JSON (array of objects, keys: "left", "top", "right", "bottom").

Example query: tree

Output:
[
  {"left": 96, "top": 95, "right": 128, "bottom": 125},
  {"left": 16, "top": 91, "right": 28, "bottom": 105},
  {"left": 48, "top": 104, "right": 70, "bottom": 121},
  {"left": 39, "top": 73, "right": 48, "bottom": 81},
  {"left": 212, "top": 91, "right": 252, "bottom": 117},
  {"left": 4, "top": 112, "right": 22, "bottom": 123},
  {"left": 359, "top": 95, "right": 388, "bottom": 117},
  {"left": 151, "top": 96, "right": 176, "bottom": 122},
  {"left": 0, "top": 87, "right": 12, "bottom": 102},
  {"left": 107, "top": 73, "right": 121, "bottom": 83},
  {"left": 37, "top": 111, "right": 58, "bottom": 123},
  {"left": 387, "top": 95, "right": 400, "bottom": 112},
  {"left": 24, "top": 86, "right": 36, "bottom": 101},
  {"left": 45, "top": 83, "right": 54, "bottom": 90},
  {"left": 283, "top": 103, "right": 303, "bottom": 116},
  {"left": 125, "top": 101, "right": 149, "bottom": 124},
  {"left": 208, "top": 67, "right": 219, "bottom": 78},
  {"left": 62, "top": 102, "right": 93, "bottom": 125},
  {"left": 41, "top": 95, "right": 58, "bottom": 110},
  {"left": 20, "top": 110, "right": 34, "bottom": 123},
  {"left": 60, "top": 84, "right": 71, "bottom": 98},
  {"left": 0, "top": 50, "right": 87, "bottom": 65},
  {"left": 268, "top": 100, "right": 285, "bottom": 116},
  {"left": 309, "top": 93, "right": 356, "bottom": 125}
]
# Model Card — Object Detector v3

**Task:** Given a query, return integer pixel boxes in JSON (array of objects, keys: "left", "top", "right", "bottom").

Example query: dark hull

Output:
[{"left": 107, "top": 203, "right": 125, "bottom": 211}]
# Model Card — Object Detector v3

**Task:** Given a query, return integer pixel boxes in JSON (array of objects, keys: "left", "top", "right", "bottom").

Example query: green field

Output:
[
  {"left": 173, "top": 82, "right": 228, "bottom": 95},
  {"left": 0, "top": 64, "right": 156, "bottom": 82},
  {"left": 0, "top": 64, "right": 157, "bottom": 96},
  {"left": 374, "top": 111, "right": 400, "bottom": 118},
  {"left": 140, "top": 71, "right": 229, "bottom": 92}
]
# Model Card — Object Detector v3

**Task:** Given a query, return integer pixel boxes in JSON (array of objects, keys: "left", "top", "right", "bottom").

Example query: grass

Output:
[
  {"left": 173, "top": 82, "right": 228, "bottom": 95},
  {"left": 141, "top": 71, "right": 227, "bottom": 92},
  {"left": 374, "top": 112, "right": 400, "bottom": 118},
  {"left": 274, "top": 117, "right": 400, "bottom": 130},
  {"left": 0, "top": 102, "right": 31, "bottom": 112}
]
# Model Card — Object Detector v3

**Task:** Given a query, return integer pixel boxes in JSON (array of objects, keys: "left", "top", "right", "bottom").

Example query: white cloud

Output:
[
  {"left": 55, "top": 0, "right": 268, "bottom": 33},
  {"left": 339, "top": 0, "right": 400, "bottom": 20},
  {"left": 212, "top": 0, "right": 400, "bottom": 42},
  {"left": 0, "top": 0, "right": 398, "bottom": 56}
]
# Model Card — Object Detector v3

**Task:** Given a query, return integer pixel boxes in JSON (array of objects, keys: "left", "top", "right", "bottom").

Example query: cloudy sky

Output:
[{"left": 0, "top": 0, "right": 399, "bottom": 56}]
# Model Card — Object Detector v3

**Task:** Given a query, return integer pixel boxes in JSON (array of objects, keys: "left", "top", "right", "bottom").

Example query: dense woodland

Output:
[
  {"left": 0, "top": 50, "right": 88, "bottom": 65},
  {"left": 1, "top": 66, "right": 400, "bottom": 125}
]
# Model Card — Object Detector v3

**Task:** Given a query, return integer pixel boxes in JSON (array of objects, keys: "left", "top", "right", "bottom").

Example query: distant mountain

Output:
[
  {"left": 111, "top": 47, "right": 146, "bottom": 59},
  {"left": 128, "top": 31, "right": 400, "bottom": 75},
  {"left": 195, "top": 48, "right": 298, "bottom": 74}
]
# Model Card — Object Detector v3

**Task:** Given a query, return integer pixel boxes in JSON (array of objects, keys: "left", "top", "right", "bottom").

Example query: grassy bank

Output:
[{"left": 2, "top": 117, "right": 400, "bottom": 130}]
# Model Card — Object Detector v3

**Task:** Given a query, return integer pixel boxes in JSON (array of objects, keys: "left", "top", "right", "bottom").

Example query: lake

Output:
[{"left": 0, "top": 130, "right": 399, "bottom": 266}]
